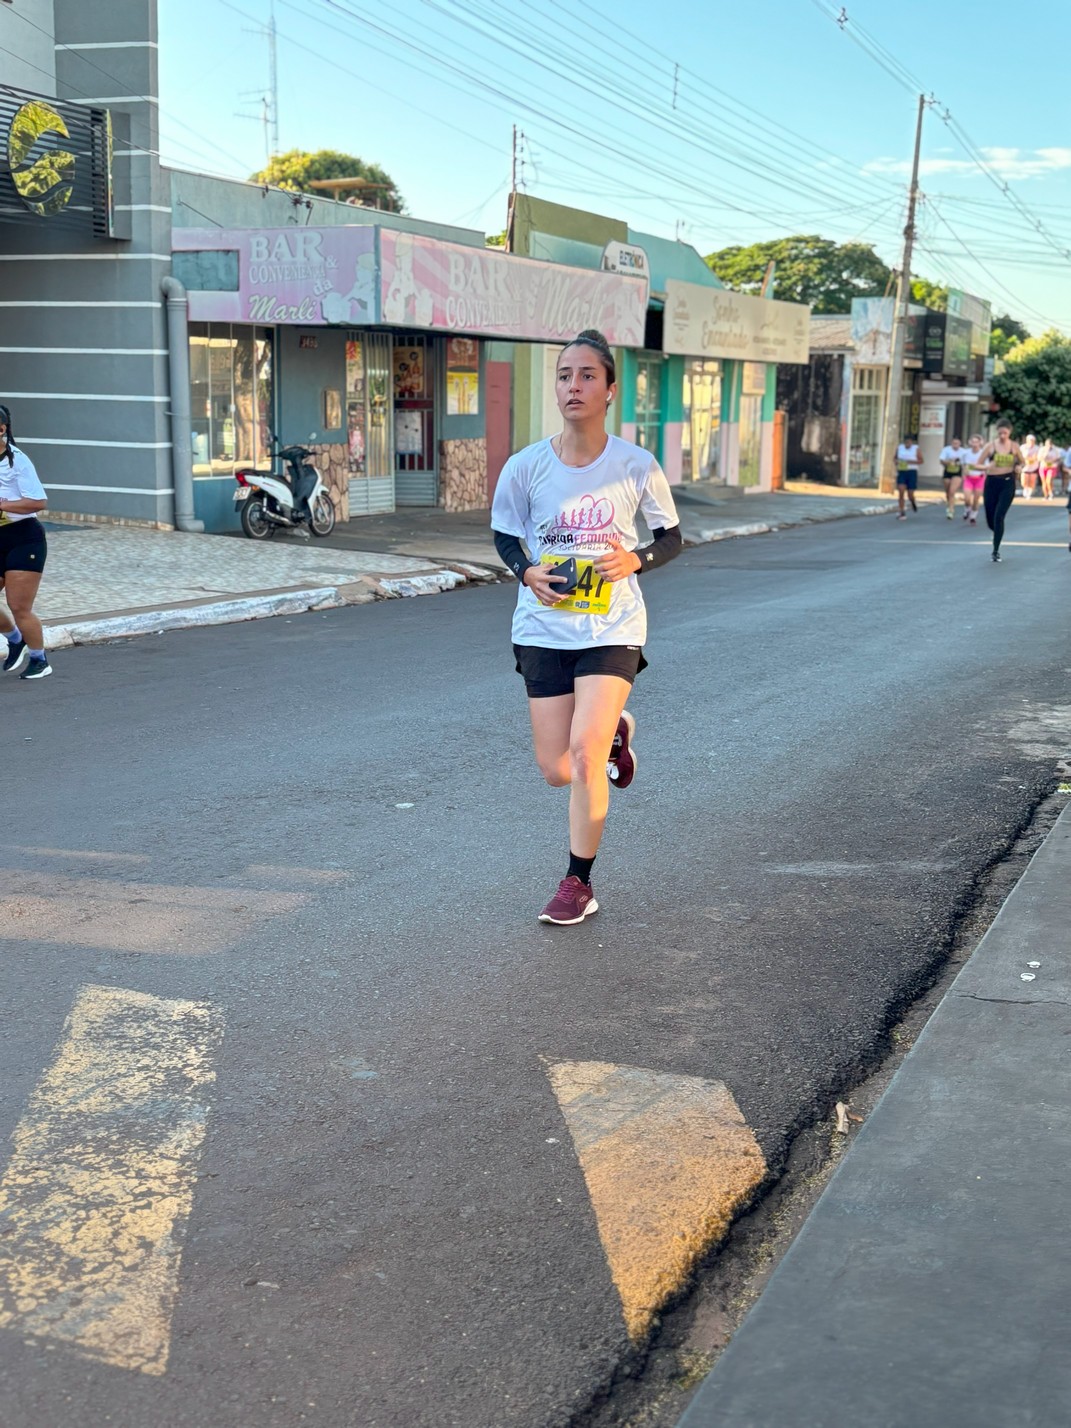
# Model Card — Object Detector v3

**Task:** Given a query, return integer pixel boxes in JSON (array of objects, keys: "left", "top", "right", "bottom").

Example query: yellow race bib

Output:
[{"left": 541, "top": 555, "right": 612, "bottom": 615}]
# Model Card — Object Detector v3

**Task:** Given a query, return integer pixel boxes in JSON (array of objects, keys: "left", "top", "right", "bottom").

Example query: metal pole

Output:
[
  {"left": 269, "top": 0, "right": 280, "bottom": 158},
  {"left": 877, "top": 93, "right": 925, "bottom": 494},
  {"left": 511, "top": 124, "right": 517, "bottom": 195}
]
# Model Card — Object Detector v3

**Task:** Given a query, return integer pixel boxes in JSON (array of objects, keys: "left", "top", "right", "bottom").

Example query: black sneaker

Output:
[
  {"left": 2, "top": 638, "right": 27, "bottom": 673},
  {"left": 19, "top": 655, "right": 52, "bottom": 680},
  {"left": 992, "top": 551, "right": 1002, "bottom": 563}
]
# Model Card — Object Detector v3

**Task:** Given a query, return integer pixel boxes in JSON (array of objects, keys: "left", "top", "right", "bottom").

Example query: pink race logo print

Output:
[{"left": 555, "top": 494, "right": 615, "bottom": 531}]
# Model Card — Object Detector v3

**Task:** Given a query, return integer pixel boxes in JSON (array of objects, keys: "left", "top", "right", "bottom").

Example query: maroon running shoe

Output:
[
  {"left": 607, "top": 710, "right": 637, "bottom": 790},
  {"left": 538, "top": 876, "right": 599, "bottom": 925}
]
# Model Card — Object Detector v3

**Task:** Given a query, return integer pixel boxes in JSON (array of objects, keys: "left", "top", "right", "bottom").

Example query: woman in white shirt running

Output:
[
  {"left": 895, "top": 435, "right": 921, "bottom": 520},
  {"left": 1038, "top": 439, "right": 1061, "bottom": 501},
  {"left": 0, "top": 403, "right": 51, "bottom": 679},
  {"left": 1019, "top": 435, "right": 1041, "bottom": 498},
  {"left": 491, "top": 330, "right": 682, "bottom": 925}
]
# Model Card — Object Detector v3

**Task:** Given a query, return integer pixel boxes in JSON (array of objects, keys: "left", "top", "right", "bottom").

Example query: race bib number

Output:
[
  {"left": 542, "top": 555, "right": 612, "bottom": 615},
  {"left": 0, "top": 512, "right": 9, "bottom": 526},
  {"left": 946, "top": 463, "right": 961, "bottom": 474}
]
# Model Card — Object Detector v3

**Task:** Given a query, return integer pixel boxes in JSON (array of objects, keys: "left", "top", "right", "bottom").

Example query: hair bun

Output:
[{"left": 575, "top": 329, "right": 609, "bottom": 348}]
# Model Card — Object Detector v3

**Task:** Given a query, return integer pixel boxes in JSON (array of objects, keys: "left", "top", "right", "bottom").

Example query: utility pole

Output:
[
  {"left": 511, "top": 124, "right": 517, "bottom": 195},
  {"left": 877, "top": 93, "right": 926, "bottom": 494},
  {"left": 268, "top": 0, "right": 279, "bottom": 159}
]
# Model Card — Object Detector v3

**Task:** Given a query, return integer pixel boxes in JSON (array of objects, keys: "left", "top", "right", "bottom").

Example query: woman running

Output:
[
  {"left": 491, "top": 329, "right": 682, "bottom": 925},
  {"left": 978, "top": 420, "right": 1022, "bottom": 563},
  {"left": 1019, "top": 434, "right": 1040, "bottom": 499},
  {"left": 895, "top": 433, "right": 921, "bottom": 520},
  {"left": 962, "top": 435, "right": 986, "bottom": 525},
  {"left": 0, "top": 403, "right": 51, "bottom": 679},
  {"left": 938, "top": 436, "right": 966, "bottom": 519},
  {"left": 1039, "top": 438, "right": 1061, "bottom": 501}
]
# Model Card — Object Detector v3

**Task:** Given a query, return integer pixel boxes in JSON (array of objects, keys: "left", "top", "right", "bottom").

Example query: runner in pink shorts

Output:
[{"left": 961, "top": 435, "right": 986, "bottom": 525}]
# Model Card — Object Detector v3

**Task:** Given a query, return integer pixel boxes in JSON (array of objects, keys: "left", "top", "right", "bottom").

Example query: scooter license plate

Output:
[{"left": 234, "top": 487, "right": 251, "bottom": 501}]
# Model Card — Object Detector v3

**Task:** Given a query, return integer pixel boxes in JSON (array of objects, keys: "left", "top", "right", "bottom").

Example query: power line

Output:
[{"left": 811, "top": 1, "right": 1071, "bottom": 280}]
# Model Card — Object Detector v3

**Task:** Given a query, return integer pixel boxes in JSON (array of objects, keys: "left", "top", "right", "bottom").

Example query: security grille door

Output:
[{"left": 347, "top": 332, "right": 396, "bottom": 516}]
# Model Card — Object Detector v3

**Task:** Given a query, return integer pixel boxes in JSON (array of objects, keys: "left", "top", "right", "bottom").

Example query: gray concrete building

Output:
[{"left": 1, "top": 0, "right": 173, "bottom": 526}]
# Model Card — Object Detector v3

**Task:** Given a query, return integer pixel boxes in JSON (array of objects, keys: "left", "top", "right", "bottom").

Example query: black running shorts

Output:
[
  {"left": 0, "top": 517, "right": 47, "bottom": 575},
  {"left": 513, "top": 643, "right": 648, "bottom": 699}
]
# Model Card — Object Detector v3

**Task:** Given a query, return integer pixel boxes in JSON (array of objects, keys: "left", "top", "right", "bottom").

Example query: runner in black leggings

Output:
[{"left": 978, "top": 420, "right": 1023, "bottom": 563}]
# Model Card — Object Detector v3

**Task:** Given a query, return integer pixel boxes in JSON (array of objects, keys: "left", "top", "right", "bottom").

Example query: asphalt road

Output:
[{"left": 2, "top": 500, "right": 1070, "bottom": 1428}]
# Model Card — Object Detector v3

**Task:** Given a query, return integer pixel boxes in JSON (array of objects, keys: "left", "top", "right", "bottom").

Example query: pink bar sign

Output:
[
  {"left": 380, "top": 230, "right": 647, "bottom": 346},
  {"left": 175, "top": 227, "right": 378, "bottom": 325}
]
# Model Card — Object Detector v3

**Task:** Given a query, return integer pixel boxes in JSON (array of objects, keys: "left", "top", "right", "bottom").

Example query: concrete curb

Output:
[
  {"left": 689, "top": 501, "right": 898, "bottom": 545},
  {"left": 42, "top": 562, "right": 496, "bottom": 648},
  {"left": 38, "top": 503, "right": 896, "bottom": 649}
]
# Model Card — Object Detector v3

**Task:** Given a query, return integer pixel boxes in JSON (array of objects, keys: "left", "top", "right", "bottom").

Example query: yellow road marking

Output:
[
  {"left": 0, "top": 985, "right": 224, "bottom": 1375},
  {"left": 547, "top": 1060, "right": 766, "bottom": 1342}
]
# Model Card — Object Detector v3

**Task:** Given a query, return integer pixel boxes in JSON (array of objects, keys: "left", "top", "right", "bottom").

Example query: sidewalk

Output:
[
  {"left": 31, "top": 480, "right": 899, "bottom": 649},
  {"left": 678, "top": 797, "right": 1071, "bottom": 1428}
]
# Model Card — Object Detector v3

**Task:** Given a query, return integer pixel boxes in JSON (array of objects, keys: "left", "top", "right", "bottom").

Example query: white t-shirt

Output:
[
  {"left": 0, "top": 445, "right": 46, "bottom": 524},
  {"left": 490, "top": 434, "right": 679, "bottom": 649},
  {"left": 939, "top": 445, "right": 967, "bottom": 471},
  {"left": 896, "top": 443, "right": 920, "bottom": 468}
]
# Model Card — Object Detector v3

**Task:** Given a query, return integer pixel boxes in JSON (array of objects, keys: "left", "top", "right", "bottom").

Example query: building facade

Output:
[{"left": 1, "top": 0, "right": 175, "bottom": 526}]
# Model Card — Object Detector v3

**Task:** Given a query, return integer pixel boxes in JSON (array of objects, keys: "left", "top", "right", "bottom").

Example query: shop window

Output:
[
  {"left": 635, "top": 356, "right": 663, "bottom": 460},
  {"left": 682, "top": 358, "right": 722, "bottom": 481},
  {"left": 189, "top": 323, "right": 273, "bottom": 477}
]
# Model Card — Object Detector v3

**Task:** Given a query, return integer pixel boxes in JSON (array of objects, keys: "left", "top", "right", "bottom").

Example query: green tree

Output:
[
  {"left": 910, "top": 278, "right": 947, "bottom": 310},
  {"left": 704, "top": 235, "right": 892, "bottom": 313},
  {"left": 485, "top": 230, "right": 508, "bottom": 249},
  {"left": 249, "top": 149, "right": 405, "bottom": 214},
  {"left": 990, "top": 330, "right": 1071, "bottom": 438},
  {"left": 990, "top": 312, "right": 1031, "bottom": 360}
]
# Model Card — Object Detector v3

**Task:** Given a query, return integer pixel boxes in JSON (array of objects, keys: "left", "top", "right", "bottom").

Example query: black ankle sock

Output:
[{"left": 568, "top": 852, "right": 595, "bottom": 885}]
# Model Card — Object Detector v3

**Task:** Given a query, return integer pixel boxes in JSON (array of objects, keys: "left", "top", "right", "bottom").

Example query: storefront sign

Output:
[
  {"left": 948, "top": 288, "right": 992, "bottom": 357},
  {"left": 176, "top": 227, "right": 378, "bottom": 325},
  {"left": 943, "top": 313, "right": 973, "bottom": 379},
  {"left": 0, "top": 86, "right": 115, "bottom": 232},
  {"left": 601, "top": 242, "right": 650, "bottom": 301},
  {"left": 922, "top": 313, "right": 947, "bottom": 374},
  {"left": 664, "top": 281, "right": 809, "bottom": 364},
  {"left": 380, "top": 230, "right": 646, "bottom": 346}
]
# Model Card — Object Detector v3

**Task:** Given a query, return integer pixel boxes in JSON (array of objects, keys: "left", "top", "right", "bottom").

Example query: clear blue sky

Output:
[{"left": 158, "top": 0, "right": 1071, "bottom": 334}]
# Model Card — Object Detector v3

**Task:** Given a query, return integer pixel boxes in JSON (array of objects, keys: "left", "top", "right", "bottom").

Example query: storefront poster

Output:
[
  {"left": 394, "top": 344, "right": 426, "bottom": 399},
  {"left": 446, "top": 336, "right": 479, "bottom": 415},
  {"left": 665, "top": 281, "right": 810, "bottom": 365},
  {"left": 379, "top": 230, "right": 646, "bottom": 346},
  {"left": 742, "top": 361, "right": 767, "bottom": 396},
  {"left": 176, "top": 227, "right": 377, "bottom": 325},
  {"left": 394, "top": 410, "right": 423, "bottom": 456}
]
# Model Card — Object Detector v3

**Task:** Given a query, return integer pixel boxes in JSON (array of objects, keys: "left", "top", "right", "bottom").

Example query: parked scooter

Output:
[{"left": 234, "top": 436, "right": 336, "bottom": 539}]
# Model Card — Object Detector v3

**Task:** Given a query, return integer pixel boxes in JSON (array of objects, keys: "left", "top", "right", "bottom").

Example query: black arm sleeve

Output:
[
  {"left": 493, "top": 529, "right": 534, "bottom": 582},
  {"left": 635, "top": 523, "right": 683, "bottom": 575}
]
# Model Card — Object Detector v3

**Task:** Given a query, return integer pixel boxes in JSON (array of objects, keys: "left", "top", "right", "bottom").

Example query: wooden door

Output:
[{"left": 485, "top": 359, "right": 512, "bottom": 501}]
